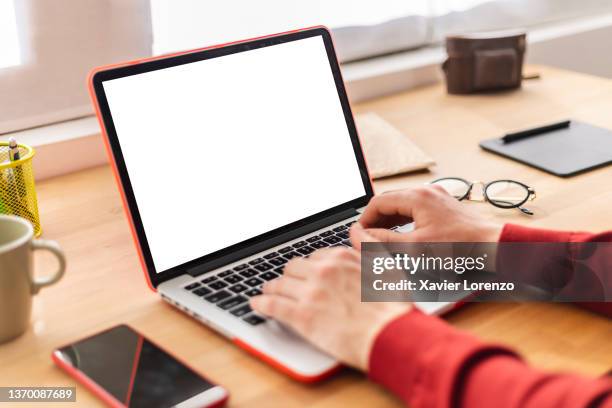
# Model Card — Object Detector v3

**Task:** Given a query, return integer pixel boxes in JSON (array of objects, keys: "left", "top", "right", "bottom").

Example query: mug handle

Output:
[{"left": 30, "top": 239, "right": 66, "bottom": 294}]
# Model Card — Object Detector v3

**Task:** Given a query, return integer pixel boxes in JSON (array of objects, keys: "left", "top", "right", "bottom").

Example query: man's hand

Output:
[
  {"left": 250, "top": 186, "right": 501, "bottom": 371},
  {"left": 250, "top": 245, "right": 410, "bottom": 371},
  {"left": 352, "top": 185, "right": 503, "bottom": 248}
]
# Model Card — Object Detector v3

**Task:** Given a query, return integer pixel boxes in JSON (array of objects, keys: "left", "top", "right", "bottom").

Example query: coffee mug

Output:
[{"left": 0, "top": 215, "right": 66, "bottom": 343}]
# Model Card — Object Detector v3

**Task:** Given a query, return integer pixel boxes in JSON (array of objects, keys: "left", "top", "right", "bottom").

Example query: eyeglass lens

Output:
[
  {"left": 431, "top": 178, "right": 470, "bottom": 199},
  {"left": 484, "top": 181, "right": 529, "bottom": 208}
]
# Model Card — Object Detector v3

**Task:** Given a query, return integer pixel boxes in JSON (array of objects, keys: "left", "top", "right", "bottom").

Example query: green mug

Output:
[{"left": 0, "top": 215, "right": 66, "bottom": 343}]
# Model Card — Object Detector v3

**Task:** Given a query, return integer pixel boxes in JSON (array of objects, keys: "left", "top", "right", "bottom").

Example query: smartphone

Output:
[{"left": 52, "top": 325, "right": 228, "bottom": 408}]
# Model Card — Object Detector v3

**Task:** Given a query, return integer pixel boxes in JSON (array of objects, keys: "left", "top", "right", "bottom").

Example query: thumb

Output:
[{"left": 349, "top": 223, "right": 371, "bottom": 250}]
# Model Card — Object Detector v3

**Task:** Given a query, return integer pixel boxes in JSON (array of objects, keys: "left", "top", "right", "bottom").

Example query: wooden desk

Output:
[{"left": 2, "top": 66, "right": 612, "bottom": 407}]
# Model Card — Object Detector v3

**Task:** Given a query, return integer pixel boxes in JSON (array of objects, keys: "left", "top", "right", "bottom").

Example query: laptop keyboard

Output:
[{"left": 182, "top": 220, "right": 355, "bottom": 326}]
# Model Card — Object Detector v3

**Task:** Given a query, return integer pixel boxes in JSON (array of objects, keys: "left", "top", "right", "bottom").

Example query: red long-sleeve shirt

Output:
[{"left": 368, "top": 224, "right": 612, "bottom": 408}]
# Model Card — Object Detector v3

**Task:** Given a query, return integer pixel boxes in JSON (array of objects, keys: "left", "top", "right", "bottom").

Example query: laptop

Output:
[{"left": 89, "top": 26, "right": 456, "bottom": 382}]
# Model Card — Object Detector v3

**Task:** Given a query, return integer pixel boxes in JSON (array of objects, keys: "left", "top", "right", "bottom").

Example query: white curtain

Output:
[
  {"left": 0, "top": 0, "right": 153, "bottom": 134},
  {"left": 150, "top": 0, "right": 434, "bottom": 61},
  {"left": 337, "top": 0, "right": 612, "bottom": 61},
  {"left": 431, "top": 0, "right": 612, "bottom": 41},
  {"left": 152, "top": 0, "right": 612, "bottom": 62}
]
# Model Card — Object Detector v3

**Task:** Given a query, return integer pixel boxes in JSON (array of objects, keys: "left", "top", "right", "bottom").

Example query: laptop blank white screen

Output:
[{"left": 102, "top": 35, "right": 366, "bottom": 273}]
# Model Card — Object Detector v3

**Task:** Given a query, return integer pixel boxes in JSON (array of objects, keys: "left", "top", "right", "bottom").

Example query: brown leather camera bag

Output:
[{"left": 442, "top": 31, "right": 527, "bottom": 94}]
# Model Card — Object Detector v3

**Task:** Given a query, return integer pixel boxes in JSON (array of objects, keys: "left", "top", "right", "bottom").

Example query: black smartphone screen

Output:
[{"left": 55, "top": 325, "right": 214, "bottom": 408}]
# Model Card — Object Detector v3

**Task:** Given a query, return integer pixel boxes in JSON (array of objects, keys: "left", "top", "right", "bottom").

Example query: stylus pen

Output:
[{"left": 502, "top": 120, "right": 571, "bottom": 144}]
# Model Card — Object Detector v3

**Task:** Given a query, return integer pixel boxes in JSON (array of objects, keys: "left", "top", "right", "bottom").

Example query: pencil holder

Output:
[{"left": 0, "top": 142, "right": 41, "bottom": 237}]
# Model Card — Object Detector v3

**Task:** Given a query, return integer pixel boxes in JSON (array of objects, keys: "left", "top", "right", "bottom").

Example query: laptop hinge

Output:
[{"left": 186, "top": 208, "right": 359, "bottom": 277}]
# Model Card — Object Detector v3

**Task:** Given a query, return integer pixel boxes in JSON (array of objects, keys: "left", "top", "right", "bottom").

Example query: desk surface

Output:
[{"left": 2, "top": 66, "right": 612, "bottom": 407}]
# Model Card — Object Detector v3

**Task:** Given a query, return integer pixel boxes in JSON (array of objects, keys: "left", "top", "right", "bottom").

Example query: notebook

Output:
[
  {"left": 354, "top": 112, "right": 434, "bottom": 179},
  {"left": 479, "top": 120, "right": 612, "bottom": 177}
]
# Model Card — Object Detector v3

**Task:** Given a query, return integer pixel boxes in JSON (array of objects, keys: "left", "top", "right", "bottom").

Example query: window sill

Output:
[
  {"left": 10, "top": 116, "right": 108, "bottom": 181},
  {"left": 342, "top": 46, "right": 445, "bottom": 102}
]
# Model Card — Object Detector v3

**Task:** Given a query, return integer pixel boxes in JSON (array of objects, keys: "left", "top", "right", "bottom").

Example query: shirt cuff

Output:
[
  {"left": 500, "top": 224, "right": 574, "bottom": 242},
  {"left": 368, "top": 308, "right": 518, "bottom": 408}
]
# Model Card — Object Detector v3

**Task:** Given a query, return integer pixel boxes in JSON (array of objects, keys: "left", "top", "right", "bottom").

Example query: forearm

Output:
[
  {"left": 368, "top": 309, "right": 515, "bottom": 407},
  {"left": 368, "top": 309, "right": 612, "bottom": 408},
  {"left": 460, "top": 351, "right": 612, "bottom": 408}
]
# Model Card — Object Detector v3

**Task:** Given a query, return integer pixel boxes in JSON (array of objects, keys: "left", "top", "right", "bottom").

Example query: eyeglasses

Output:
[{"left": 431, "top": 177, "right": 536, "bottom": 215}]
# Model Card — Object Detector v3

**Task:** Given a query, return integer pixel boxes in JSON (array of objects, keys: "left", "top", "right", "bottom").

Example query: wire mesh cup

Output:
[{"left": 0, "top": 142, "right": 41, "bottom": 237}]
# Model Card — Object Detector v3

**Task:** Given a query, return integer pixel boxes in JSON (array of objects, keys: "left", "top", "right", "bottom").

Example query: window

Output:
[
  {"left": 2, "top": 0, "right": 612, "bottom": 135},
  {"left": 151, "top": 0, "right": 612, "bottom": 62},
  {"left": 151, "top": 0, "right": 434, "bottom": 62},
  {"left": 151, "top": 1, "right": 432, "bottom": 55},
  {"left": 0, "top": 1, "right": 20, "bottom": 69},
  {"left": 0, "top": 0, "right": 152, "bottom": 135}
]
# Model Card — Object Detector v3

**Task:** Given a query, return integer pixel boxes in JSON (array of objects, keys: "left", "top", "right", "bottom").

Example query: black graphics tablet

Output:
[{"left": 480, "top": 120, "right": 612, "bottom": 177}]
